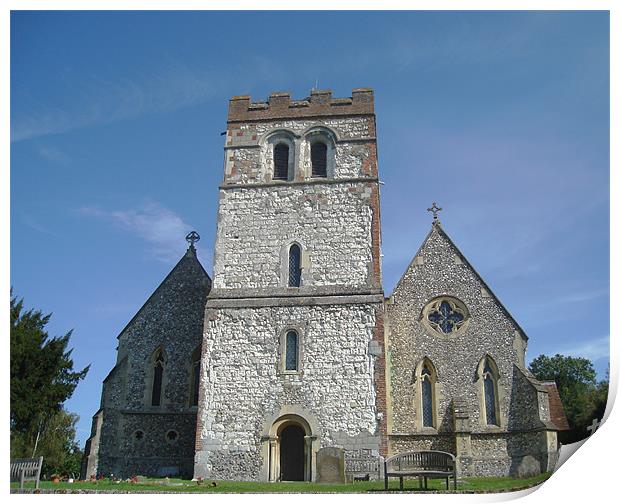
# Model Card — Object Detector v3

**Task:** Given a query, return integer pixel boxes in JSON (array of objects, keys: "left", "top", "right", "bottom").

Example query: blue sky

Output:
[{"left": 10, "top": 11, "right": 609, "bottom": 447}]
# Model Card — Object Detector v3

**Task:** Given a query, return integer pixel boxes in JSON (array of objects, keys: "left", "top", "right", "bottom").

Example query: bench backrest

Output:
[
  {"left": 385, "top": 450, "right": 455, "bottom": 472},
  {"left": 10, "top": 457, "right": 43, "bottom": 481}
]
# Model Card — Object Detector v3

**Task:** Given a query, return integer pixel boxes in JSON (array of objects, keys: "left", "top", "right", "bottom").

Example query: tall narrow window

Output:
[
  {"left": 274, "top": 143, "right": 289, "bottom": 180},
  {"left": 421, "top": 365, "right": 434, "bottom": 427},
  {"left": 482, "top": 359, "right": 499, "bottom": 426},
  {"left": 151, "top": 349, "right": 165, "bottom": 407},
  {"left": 285, "top": 330, "right": 298, "bottom": 371},
  {"left": 311, "top": 142, "right": 327, "bottom": 178},
  {"left": 288, "top": 244, "right": 301, "bottom": 287},
  {"left": 190, "top": 346, "right": 201, "bottom": 407}
]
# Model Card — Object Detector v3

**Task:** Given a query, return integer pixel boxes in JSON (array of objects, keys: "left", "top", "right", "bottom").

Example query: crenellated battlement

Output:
[{"left": 228, "top": 88, "right": 374, "bottom": 122}]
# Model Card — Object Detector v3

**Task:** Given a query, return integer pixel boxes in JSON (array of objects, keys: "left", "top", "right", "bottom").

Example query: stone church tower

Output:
[{"left": 194, "top": 89, "right": 387, "bottom": 481}]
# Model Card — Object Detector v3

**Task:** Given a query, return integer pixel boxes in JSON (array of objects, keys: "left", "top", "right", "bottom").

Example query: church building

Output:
[{"left": 82, "top": 88, "right": 566, "bottom": 482}]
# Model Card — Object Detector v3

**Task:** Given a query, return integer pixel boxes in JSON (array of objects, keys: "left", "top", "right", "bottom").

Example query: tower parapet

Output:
[{"left": 228, "top": 88, "right": 374, "bottom": 122}]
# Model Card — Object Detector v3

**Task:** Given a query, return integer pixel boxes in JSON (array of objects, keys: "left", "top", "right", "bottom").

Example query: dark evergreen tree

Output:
[{"left": 10, "top": 291, "right": 89, "bottom": 463}]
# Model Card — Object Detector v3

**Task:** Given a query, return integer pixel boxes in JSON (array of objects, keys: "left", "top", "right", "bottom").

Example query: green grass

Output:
[{"left": 11, "top": 472, "right": 551, "bottom": 493}]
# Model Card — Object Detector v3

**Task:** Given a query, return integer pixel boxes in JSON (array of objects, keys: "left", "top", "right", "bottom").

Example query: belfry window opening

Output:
[
  {"left": 273, "top": 143, "right": 289, "bottom": 180},
  {"left": 311, "top": 141, "right": 327, "bottom": 178}
]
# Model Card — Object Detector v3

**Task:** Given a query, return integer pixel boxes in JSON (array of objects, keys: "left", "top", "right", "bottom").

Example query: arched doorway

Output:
[
  {"left": 279, "top": 424, "right": 305, "bottom": 481},
  {"left": 263, "top": 413, "right": 317, "bottom": 482}
]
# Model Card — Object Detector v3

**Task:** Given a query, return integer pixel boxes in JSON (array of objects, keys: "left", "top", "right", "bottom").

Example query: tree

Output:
[
  {"left": 591, "top": 367, "right": 609, "bottom": 423},
  {"left": 529, "top": 353, "right": 605, "bottom": 443},
  {"left": 10, "top": 291, "right": 89, "bottom": 464},
  {"left": 10, "top": 409, "right": 83, "bottom": 478}
]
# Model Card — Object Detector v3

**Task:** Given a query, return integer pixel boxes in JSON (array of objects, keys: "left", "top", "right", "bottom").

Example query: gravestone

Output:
[{"left": 316, "top": 447, "right": 345, "bottom": 483}]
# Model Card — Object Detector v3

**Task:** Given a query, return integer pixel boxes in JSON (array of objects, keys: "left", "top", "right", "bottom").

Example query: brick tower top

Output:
[{"left": 227, "top": 88, "right": 374, "bottom": 123}]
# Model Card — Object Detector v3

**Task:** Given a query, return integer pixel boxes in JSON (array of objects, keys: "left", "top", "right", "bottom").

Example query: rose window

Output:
[{"left": 423, "top": 297, "right": 469, "bottom": 335}]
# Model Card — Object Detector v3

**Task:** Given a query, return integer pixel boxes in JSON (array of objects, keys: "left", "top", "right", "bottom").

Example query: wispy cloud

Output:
[
  {"left": 534, "top": 335, "right": 610, "bottom": 363},
  {"left": 11, "top": 55, "right": 296, "bottom": 143},
  {"left": 80, "top": 202, "right": 193, "bottom": 262},
  {"left": 11, "top": 62, "right": 221, "bottom": 142},
  {"left": 21, "top": 214, "right": 60, "bottom": 237},
  {"left": 553, "top": 289, "right": 610, "bottom": 305},
  {"left": 37, "top": 144, "right": 70, "bottom": 165}
]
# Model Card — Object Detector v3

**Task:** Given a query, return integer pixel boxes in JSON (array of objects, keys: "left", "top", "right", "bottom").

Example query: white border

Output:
[{"left": 3, "top": 2, "right": 616, "bottom": 503}]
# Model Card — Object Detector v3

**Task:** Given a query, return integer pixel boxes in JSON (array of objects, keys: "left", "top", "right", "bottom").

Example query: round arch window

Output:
[
  {"left": 133, "top": 430, "right": 145, "bottom": 441},
  {"left": 422, "top": 296, "right": 470, "bottom": 336},
  {"left": 165, "top": 430, "right": 179, "bottom": 443}
]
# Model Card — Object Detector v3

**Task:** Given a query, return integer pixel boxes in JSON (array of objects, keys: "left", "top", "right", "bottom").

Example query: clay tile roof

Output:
[{"left": 542, "top": 382, "right": 570, "bottom": 431}]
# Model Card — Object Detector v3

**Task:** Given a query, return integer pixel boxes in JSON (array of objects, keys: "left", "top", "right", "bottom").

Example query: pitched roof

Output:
[
  {"left": 391, "top": 221, "right": 528, "bottom": 340},
  {"left": 542, "top": 381, "right": 571, "bottom": 431},
  {"left": 116, "top": 246, "right": 211, "bottom": 339}
]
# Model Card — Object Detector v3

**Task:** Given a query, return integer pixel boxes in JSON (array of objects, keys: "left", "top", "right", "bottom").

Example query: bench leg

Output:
[
  {"left": 419, "top": 476, "right": 423, "bottom": 489},
  {"left": 424, "top": 476, "right": 427, "bottom": 489},
  {"left": 399, "top": 476, "right": 403, "bottom": 491},
  {"left": 20, "top": 470, "right": 25, "bottom": 490}
]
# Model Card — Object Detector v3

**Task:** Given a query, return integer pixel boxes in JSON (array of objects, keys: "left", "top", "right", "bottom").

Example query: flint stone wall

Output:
[
  {"left": 195, "top": 303, "right": 382, "bottom": 480},
  {"left": 470, "top": 431, "right": 557, "bottom": 477},
  {"left": 212, "top": 183, "right": 375, "bottom": 290},
  {"left": 387, "top": 224, "right": 533, "bottom": 435}
]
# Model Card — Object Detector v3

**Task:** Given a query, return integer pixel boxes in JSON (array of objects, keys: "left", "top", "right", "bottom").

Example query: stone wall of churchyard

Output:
[
  {"left": 212, "top": 183, "right": 377, "bottom": 291},
  {"left": 92, "top": 251, "right": 211, "bottom": 479},
  {"left": 195, "top": 302, "right": 382, "bottom": 480},
  {"left": 386, "top": 224, "right": 534, "bottom": 437}
]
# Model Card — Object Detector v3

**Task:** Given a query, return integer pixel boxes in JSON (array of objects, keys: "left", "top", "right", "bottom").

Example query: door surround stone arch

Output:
[{"left": 260, "top": 406, "right": 320, "bottom": 482}]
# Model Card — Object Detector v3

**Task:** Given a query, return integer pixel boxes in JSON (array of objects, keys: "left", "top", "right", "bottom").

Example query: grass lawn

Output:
[{"left": 11, "top": 472, "right": 551, "bottom": 493}]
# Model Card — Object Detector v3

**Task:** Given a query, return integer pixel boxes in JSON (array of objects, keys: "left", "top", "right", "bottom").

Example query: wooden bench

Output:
[
  {"left": 10, "top": 457, "right": 43, "bottom": 489},
  {"left": 384, "top": 450, "right": 457, "bottom": 491}
]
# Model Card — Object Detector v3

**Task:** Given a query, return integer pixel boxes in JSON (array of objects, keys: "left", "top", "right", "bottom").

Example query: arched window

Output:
[
  {"left": 151, "top": 349, "right": 165, "bottom": 407},
  {"left": 480, "top": 356, "right": 500, "bottom": 426},
  {"left": 304, "top": 127, "right": 336, "bottom": 179},
  {"left": 285, "top": 330, "right": 298, "bottom": 371},
  {"left": 189, "top": 346, "right": 201, "bottom": 407},
  {"left": 311, "top": 141, "right": 327, "bottom": 178},
  {"left": 273, "top": 143, "right": 289, "bottom": 180},
  {"left": 288, "top": 244, "right": 302, "bottom": 287},
  {"left": 421, "top": 365, "right": 434, "bottom": 427},
  {"left": 415, "top": 358, "right": 437, "bottom": 429}
]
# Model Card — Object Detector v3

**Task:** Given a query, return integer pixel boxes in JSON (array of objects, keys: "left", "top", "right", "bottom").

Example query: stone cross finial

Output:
[
  {"left": 186, "top": 231, "right": 200, "bottom": 249},
  {"left": 427, "top": 202, "right": 442, "bottom": 222},
  {"left": 587, "top": 418, "right": 600, "bottom": 435}
]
